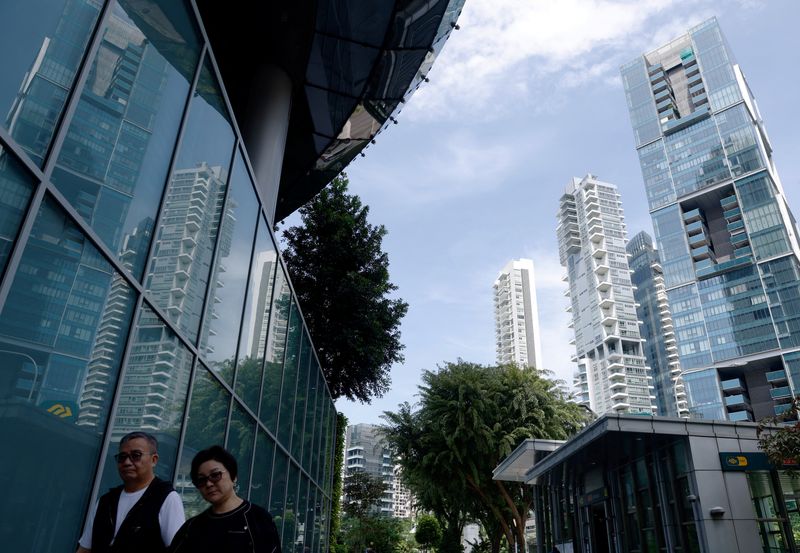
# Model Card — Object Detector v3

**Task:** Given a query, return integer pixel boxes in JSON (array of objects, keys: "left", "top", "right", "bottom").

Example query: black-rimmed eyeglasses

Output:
[{"left": 193, "top": 470, "right": 226, "bottom": 488}]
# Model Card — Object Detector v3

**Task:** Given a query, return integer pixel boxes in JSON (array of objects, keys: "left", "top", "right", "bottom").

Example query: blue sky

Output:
[{"left": 313, "top": 0, "right": 800, "bottom": 425}]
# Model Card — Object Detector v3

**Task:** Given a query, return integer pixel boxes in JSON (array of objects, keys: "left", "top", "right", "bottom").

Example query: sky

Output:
[{"left": 303, "top": 0, "right": 800, "bottom": 425}]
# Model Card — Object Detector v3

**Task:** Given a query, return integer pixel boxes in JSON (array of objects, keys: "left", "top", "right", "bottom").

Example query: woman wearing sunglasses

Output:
[{"left": 169, "top": 445, "right": 282, "bottom": 553}]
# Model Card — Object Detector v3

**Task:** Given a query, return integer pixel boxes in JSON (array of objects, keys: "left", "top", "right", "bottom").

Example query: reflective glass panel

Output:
[
  {"left": 283, "top": 463, "right": 301, "bottom": 545},
  {"left": 0, "top": 195, "right": 136, "bottom": 553},
  {"left": 302, "top": 363, "right": 321, "bottom": 469},
  {"left": 250, "top": 429, "right": 276, "bottom": 508},
  {"left": 260, "top": 267, "right": 290, "bottom": 433},
  {"left": 310, "top": 486, "right": 321, "bottom": 553},
  {"left": 227, "top": 400, "right": 257, "bottom": 497},
  {"left": 270, "top": 451, "right": 289, "bottom": 535},
  {"left": 199, "top": 151, "right": 260, "bottom": 380},
  {"left": 312, "top": 385, "right": 328, "bottom": 483},
  {"left": 291, "top": 331, "right": 312, "bottom": 460},
  {"left": 295, "top": 476, "right": 310, "bottom": 548},
  {"left": 0, "top": 0, "right": 102, "bottom": 165},
  {"left": 96, "top": 302, "right": 194, "bottom": 492},
  {"left": 234, "top": 220, "right": 277, "bottom": 403},
  {"left": 177, "top": 365, "right": 230, "bottom": 516},
  {"left": 278, "top": 300, "right": 302, "bottom": 447},
  {"left": 144, "top": 58, "right": 235, "bottom": 342},
  {"left": 51, "top": 0, "right": 201, "bottom": 278},
  {"left": 0, "top": 148, "right": 35, "bottom": 278}
]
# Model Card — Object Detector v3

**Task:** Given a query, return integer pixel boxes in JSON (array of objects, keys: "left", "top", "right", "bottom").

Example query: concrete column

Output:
[{"left": 241, "top": 65, "right": 292, "bottom": 225}]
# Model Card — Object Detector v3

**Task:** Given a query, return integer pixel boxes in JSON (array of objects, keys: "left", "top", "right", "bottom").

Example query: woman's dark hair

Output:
[{"left": 190, "top": 445, "right": 238, "bottom": 482}]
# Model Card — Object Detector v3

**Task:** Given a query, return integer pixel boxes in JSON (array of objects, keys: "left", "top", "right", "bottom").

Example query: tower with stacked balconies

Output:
[
  {"left": 627, "top": 231, "right": 689, "bottom": 418},
  {"left": 493, "top": 259, "right": 543, "bottom": 368},
  {"left": 557, "top": 174, "right": 656, "bottom": 415},
  {"left": 622, "top": 18, "right": 800, "bottom": 421}
]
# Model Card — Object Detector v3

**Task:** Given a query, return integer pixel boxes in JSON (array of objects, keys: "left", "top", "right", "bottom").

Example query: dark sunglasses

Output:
[
  {"left": 114, "top": 450, "right": 154, "bottom": 464},
  {"left": 193, "top": 470, "right": 226, "bottom": 488}
]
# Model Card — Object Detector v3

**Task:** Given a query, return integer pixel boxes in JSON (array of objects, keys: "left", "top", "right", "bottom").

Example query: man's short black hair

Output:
[
  {"left": 119, "top": 431, "right": 158, "bottom": 452},
  {"left": 191, "top": 445, "right": 238, "bottom": 482}
]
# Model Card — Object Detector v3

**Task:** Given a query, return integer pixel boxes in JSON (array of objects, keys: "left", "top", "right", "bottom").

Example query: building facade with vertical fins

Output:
[
  {"left": 627, "top": 231, "right": 689, "bottom": 418},
  {"left": 621, "top": 18, "right": 800, "bottom": 422},
  {"left": 0, "top": 1, "right": 464, "bottom": 551},
  {"left": 493, "top": 258, "right": 544, "bottom": 368},
  {"left": 557, "top": 174, "right": 655, "bottom": 415}
]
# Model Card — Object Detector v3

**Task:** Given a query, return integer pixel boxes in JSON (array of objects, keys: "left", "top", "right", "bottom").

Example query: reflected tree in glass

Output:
[{"left": 176, "top": 365, "right": 230, "bottom": 515}]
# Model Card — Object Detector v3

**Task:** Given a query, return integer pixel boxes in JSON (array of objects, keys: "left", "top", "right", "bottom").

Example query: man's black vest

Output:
[{"left": 91, "top": 477, "right": 174, "bottom": 553}]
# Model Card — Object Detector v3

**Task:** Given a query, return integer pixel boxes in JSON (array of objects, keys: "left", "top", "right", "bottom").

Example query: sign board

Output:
[
  {"left": 719, "top": 452, "right": 799, "bottom": 471},
  {"left": 39, "top": 400, "right": 78, "bottom": 419}
]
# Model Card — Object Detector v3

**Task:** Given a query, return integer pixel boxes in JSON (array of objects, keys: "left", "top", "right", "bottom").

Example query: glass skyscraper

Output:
[
  {"left": 627, "top": 231, "right": 689, "bottom": 418},
  {"left": 0, "top": 0, "right": 463, "bottom": 551},
  {"left": 621, "top": 18, "right": 800, "bottom": 421}
]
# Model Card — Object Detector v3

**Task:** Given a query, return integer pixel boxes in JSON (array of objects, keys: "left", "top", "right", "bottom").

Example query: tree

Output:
[
  {"left": 282, "top": 173, "right": 408, "bottom": 403},
  {"left": 340, "top": 515, "right": 410, "bottom": 553},
  {"left": 758, "top": 397, "right": 800, "bottom": 468},
  {"left": 415, "top": 514, "right": 442, "bottom": 553},
  {"left": 330, "top": 412, "right": 348, "bottom": 553},
  {"left": 343, "top": 471, "right": 388, "bottom": 519},
  {"left": 383, "top": 361, "right": 589, "bottom": 553}
]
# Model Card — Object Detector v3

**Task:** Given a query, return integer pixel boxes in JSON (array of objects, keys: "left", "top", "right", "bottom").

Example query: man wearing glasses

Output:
[{"left": 76, "top": 432, "right": 185, "bottom": 553}]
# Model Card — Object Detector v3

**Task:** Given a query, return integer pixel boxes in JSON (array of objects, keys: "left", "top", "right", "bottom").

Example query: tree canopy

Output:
[
  {"left": 415, "top": 514, "right": 443, "bottom": 552},
  {"left": 282, "top": 174, "right": 408, "bottom": 403},
  {"left": 343, "top": 471, "right": 389, "bottom": 519},
  {"left": 383, "top": 361, "right": 589, "bottom": 553}
]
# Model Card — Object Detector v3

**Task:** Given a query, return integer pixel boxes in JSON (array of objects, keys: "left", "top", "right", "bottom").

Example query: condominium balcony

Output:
[
  {"left": 596, "top": 279, "right": 611, "bottom": 293},
  {"left": 721, "top": 378, "right": 744, "bottom": 393},
  {"left": 770, "top": 386, "right": 792, "bottom": 400},
  {"left": 692, "top": 245, "right": 714, "bottom": 262},
  {"left": 724, "top": 394, "right": 751, "bottom": 410},
  {"left": 592, "top": 247, "right": 607, "bottom": 259},
  {"left": 766, "top": 370, "right": 789, "bottom": 384},
  {"left": 683, "top": 208, "right": 702, "bottom": 224},
  {"left": 728, "top": 410, "right": 753, "bottom": 422},
  {"left": 608, "top": 370, "right": 626, "bottom": 381},
  {"left": 601, "top": 314, "right": 618, "bottom": 327}
]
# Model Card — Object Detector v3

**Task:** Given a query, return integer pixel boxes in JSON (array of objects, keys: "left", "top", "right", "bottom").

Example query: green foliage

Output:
[
  {"left": 282, "top": 174, "right": 408, "bottom": 403},
  {"left": 330, "top": 413, "right": 348, "bottom": 553},
  {"left": 415, "top": 515, "right": 442, "bottom": 552},
  {"left": 383, "top": 361, "right": 589, "bottom": 553},
  {"left": 341, "top": 514, "right": 412, "bottom": 553},
  {"left": 758, "top": 398, "right": 800, "bottom": 470},
  {"left": 343, "top": 471, "right": 389, "bottom": 519}
]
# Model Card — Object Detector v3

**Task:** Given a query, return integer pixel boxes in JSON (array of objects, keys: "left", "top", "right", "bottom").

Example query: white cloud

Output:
[
  {"left": 403, "top": 0, "right": 757, "bottom": 122},
  {"left": 363, "top": 129, "right": 532, "bottom": 205}
]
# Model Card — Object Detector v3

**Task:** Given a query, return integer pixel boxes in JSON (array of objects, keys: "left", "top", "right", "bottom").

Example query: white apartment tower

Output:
[
  {"left": 493, "top": 259, "right": 543, "bottom": 368},
  {"left": 557, "top": 175, "right": 656, "bottom": 415}
]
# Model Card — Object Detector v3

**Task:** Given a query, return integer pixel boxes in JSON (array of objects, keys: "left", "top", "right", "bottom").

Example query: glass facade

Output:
[
  {"left": 0, "top": 1, "right": 337, "bottom": 552},
  {"left": 627, "top": 231, "right": 686, "bottom": 417},
  {"left": 622, "top": 18, "right": 800, "bottom": 421},
  {"left": 533, "top": 435, "right": 700, "bottom": 553}
]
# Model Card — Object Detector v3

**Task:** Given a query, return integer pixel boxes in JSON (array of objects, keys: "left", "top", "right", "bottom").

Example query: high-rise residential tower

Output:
[
  {"left": 493, "top": 258, "right": 543, "bottom": 368},
  {"left": 627, "top": 231, "right": 689, "bottom": 418},
  {"left": 344, "top": 423, "right": 399, "bottom": 517},
  {"left": 557, "top": 174, "right": 655, "bottom": 415},
  {"left": 622, "top": 18, "right": 800, "bottom": 421}
]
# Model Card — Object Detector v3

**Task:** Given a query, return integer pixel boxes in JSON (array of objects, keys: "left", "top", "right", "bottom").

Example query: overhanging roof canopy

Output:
[{"left": 196, "top": 0, "right": 465, "bottom": 221}]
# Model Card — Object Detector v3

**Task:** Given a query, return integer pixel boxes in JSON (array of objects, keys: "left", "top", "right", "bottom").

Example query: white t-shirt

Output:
[{"left": 78, "top": 485, "right": 185, "bottom": 548}]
